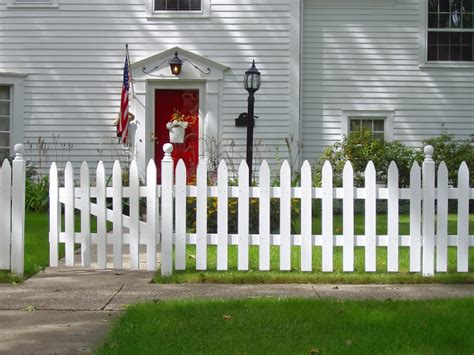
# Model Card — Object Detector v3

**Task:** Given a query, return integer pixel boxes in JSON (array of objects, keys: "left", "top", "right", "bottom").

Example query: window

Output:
[
  {"left": 146, "top": 0, "right": 209, "bottom": 18},
  {"left": 6, "top": 0, "right": 59, "bottom": 8},
  {"left": 0, "top": 87, "right": 10, "bottom": 160},
  {"left": 341, "top": 110, "right": 394, "bottom": 141},
  {"left": 427, "top": 0, "right": 474, "bottom": 61},
  {"left": 349, "top": 117, "right": 385, "bottom": 140},
  {"left": 155, "top": 0, "right": 201, "bottom": 11}
]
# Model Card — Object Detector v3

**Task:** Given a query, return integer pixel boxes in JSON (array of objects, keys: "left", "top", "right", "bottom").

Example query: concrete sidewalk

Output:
[{"left": 1, "top": 267, "right": 473, "bottom": 354}]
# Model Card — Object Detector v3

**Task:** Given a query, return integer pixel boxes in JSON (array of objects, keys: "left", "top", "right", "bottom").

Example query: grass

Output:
[
  {"left": 154, "top": 213, "right": 474, "bottom": 284},
  {"left": 97, "top": 298, "right": 474, "bottom": 354},
  {"left": 0, "top": 212, "right": 98, "bottom": 283}
]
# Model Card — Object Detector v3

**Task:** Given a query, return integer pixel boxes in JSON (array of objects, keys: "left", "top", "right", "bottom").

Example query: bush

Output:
[
  {"left": 25, "top": 167, "right": 49, "bottom": 213},
  {"left": 422, "top": 132, "right": 473, "bottom": 187}
]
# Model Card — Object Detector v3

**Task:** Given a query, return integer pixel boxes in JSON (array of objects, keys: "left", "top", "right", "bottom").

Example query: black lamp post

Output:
[{"left": 244, "top": 60, "right": 261, "bottom": 183}]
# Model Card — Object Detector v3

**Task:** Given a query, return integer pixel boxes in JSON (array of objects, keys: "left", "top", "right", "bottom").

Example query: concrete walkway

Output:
[{"left": 1, "top": 266, "right": 473, "bottom": 354}]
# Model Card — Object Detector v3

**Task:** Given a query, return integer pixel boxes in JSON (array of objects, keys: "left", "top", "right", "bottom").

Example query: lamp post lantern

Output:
[{"left": 244, "top": 60, "right": 261, "bottom": 183}]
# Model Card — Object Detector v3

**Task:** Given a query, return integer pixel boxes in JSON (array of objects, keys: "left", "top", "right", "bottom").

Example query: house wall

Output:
[
  {"left": 302, "top": 0, "right": 474, "bottom": 163},
  {"left": 0, "top": 0, "right": 293, "bottom": 176}
]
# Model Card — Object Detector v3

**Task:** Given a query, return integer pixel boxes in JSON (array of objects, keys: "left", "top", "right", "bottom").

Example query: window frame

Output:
[
  {"left": 6, "top": 0, "right": 59, "bottom": 8},
  {"left": 0, "top": 73, "right": 27, "bottom": 158},
  {"left": 341, "top": 110, "right": 394, "bottom": 142},
  {"left": 419, "top": 0, "right": 474, "bottom": 68},
  {"left": 146, "top": 0, "right": 210, "bottom": 18},
  {"left": 0, "top": 86, "right": 11, "bottom": 160}
]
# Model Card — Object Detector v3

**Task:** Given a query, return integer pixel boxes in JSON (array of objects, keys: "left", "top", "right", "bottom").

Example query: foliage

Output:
[
  {"left": 25, "top": 167, "right": 49, "bottom": 213},
  {"left": 422, "top": 132, "right": 474, "bottom": 186},
  {"left": 313, "top": 130, "right": 420, "bottom": 188}
]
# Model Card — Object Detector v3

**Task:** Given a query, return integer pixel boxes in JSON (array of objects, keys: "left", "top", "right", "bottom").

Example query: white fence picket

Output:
[
  {"left": 238, "top": 161, "right": 249, "bottom": 271},
  {"left": 301, "top": 161, "right": 312, "bottom": 272},
  {"left": 259, "top": 161, "right": 271, "bottom": 271},
  {"left": 0, "top": 160, "right": 12, "bottom": 269},
  {"left": 129, "top": 160, "right": 140, "bottom": 270},
  {"left": 457, "top": 162, "right": 469, "bottom": 272},
  {"left": 387, "top": 161, "right": 399, "bottom": 272},
  {"left": 342, "top": 161, "right": 354, "bottom": 272},
  {"left": 96, "top": 161, "right": 107, "bottom": 269},
  {"left": 80, "top": 161, "right": 91, "bottom": 267},
  {"left": 280, "top": 161, "right": 291, "bottom": 271},
  {"left": 112, "top": 160, "right": 123, "bottom": 269},
  {"left": 10, "top": 145, "right": 26, "bottom": 275},
  {"left": 422, "top": 146, "right": 435, "bottom": 276},
  {"left": 409, "top": 161, "right": 421, "bottom": 272},
  {"left": 322, "top": 161, "right": 333, "bottom": 272},
  {"left": 64, "top": 162, "right": 75, "bottom": 267},
  {"left": 196, "top": 159, "right": 208, "bottom": 271},
  {"left": 49, "top": 162, "right": 59, "bottom": 267},
  {"left": 436, "top": 162, "right": 448, "bottom": 272},
  {"left": 160, "top": 144, "right": 174, "bottom": 276},
  {"left": 365, "top": 161, "right": 377, "bottom": 272},
  {"left": 175, "top": 160, "right": 187, "bottom": 271},
  {"left": 217, "top": 160, "right": 228, "bottom": 271},
  {"left": 146, "top": 159, "right": 157, "bottom": 271}
]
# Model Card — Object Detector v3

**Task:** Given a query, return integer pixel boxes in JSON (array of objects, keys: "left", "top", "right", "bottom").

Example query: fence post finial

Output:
[
  {"left": 424, "top": 145, "right": 434, "bottom": 162},
  {"left": 14, "top": 144, "right": 24, "bottom": 161},
  {"left": 163, "top": 143, "right": 173, "bottom": 161}
]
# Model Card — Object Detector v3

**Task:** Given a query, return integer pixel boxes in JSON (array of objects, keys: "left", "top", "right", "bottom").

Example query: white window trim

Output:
[
  {"left": 419, "top": 0, "right": 474, "bottom": 69},
  {"left": 0, "top": 72, "right": 27, "bottom": 157},
  {"left": 341, "top": 110, "right": 394, "bottom": 142},
  {"left": 146, "top": 0, "right": 210, "bottom": 19},
  {"left": 6, "top": 0, "right": 58, "bottom": 8}
]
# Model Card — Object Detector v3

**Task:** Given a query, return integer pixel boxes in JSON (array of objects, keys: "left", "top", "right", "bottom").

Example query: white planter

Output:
[{"left": 169, "top": 126, "right": 185, "bottom": 143}]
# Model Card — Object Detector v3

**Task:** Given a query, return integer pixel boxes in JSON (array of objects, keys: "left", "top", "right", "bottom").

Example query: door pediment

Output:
[{"left": 131, "top": 46, "right": 229, "bottom": 81}]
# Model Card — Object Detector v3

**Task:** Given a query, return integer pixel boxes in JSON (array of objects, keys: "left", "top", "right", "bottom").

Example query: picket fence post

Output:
[
  {"left": 422, "top": 145, "right": 435, "bottom": 276},
  {"left": 0, "top": 159, "right": 12, "bottom": 270},
  {"left": 161, "top": 144, "right": 174, "bottom": 276},
  {"left": 11, "top": 144, "right": 26, "bottom": 275}
]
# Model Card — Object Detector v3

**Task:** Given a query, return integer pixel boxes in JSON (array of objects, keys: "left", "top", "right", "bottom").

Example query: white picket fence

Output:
[
  {"left": 49, "top": 144, "right": 473, "bottom": 277},
  {"left": 0, "top": 144, "right": 26, "bottom": 275}
]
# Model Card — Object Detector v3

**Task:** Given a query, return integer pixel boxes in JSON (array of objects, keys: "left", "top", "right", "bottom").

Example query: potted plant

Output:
[{"left": 166, "top": 109, "right": 197, "bottom": 144}]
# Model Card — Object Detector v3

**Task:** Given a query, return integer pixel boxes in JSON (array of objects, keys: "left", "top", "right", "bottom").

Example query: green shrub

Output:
[{"left": 25, "top": 174, "right": 49, "bottom": 213}]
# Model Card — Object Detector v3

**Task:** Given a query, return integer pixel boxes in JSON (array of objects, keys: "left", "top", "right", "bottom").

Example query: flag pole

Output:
[{"left": 126, "top": 44, "right": 135, "bottom": 98}]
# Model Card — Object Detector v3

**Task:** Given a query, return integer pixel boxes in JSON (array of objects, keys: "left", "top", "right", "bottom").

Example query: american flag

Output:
[{"left": 118, "top": 55, "right": 130, "bottom": 144}]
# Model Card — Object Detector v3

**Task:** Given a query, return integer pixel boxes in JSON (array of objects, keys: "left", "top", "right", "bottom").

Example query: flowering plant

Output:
[{"left": 166, "top": 109, "right": 197, "bottom": 131}]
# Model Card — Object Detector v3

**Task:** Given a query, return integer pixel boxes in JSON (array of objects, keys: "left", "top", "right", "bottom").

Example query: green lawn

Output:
[
  {"left": 97, "top": 298, "right": 474, "bottom": 354},
  {"left": 155, "top": 213, "right": 474, "bottom": 284}
]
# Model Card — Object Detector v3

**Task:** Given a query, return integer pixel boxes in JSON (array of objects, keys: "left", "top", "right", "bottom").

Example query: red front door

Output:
[{"left": 154, "top": 89, "right": 199, "bottom": 178}]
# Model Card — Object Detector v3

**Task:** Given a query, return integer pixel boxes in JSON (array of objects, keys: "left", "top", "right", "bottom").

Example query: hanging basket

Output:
[{"left": 169, "top": 126, "right": 185, "bottom": 143}]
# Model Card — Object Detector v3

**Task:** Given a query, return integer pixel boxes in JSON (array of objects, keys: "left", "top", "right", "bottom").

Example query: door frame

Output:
[{"left": 145, "top": 80, "right": 206, "bottom": 164}]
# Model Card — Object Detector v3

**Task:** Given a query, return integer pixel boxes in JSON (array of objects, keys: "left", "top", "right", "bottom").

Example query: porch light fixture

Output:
[
  {"left": 142, "top": 51, "right": 211, "bottom": 77},
  {"left": 244, "top": 60, "right": 261, "bottom": 183}
]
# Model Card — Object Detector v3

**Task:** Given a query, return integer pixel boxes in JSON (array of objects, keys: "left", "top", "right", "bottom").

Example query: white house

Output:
[{"left": 0, "top": 0, "right": 473, "bottom": 176}]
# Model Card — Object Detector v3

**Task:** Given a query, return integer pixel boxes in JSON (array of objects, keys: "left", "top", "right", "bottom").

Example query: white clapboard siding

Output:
[
  {"left": 238, "top": 161, "right": 249, "bottom": 271},
  {"left": 322, "top": 160, "right": 333, "bottom": 272},
  {"left": 129, "top": 160, "right": 140, "bottom": 270},
  {"left": 175, "top": 160, "right": 187, "bottom": 271},
  {"left": 387, "top": 162, "right": 399, "bottom": 272},
  {"left": 80, "top": 161, "right": 91, "bottom": 267},
  {"left": 409, "top": 161, "right": 421, "bottom": 272},
  {"left": 365, "top": 161, "right": 377, "bottom": 272},
  {"left": 217, "top": 160, "right": 229, "bottom": 271},
  {"left": 457, "top": 163, "right": 469, "bottom": 272},
  {"left": 280, "top": 160, "right": 291, "bottom": 271},
  {"left": 300, "top": 160, "right": 312, "bottom": 272},
  {"left": 436, "top": 162, "right": 448, "bottom": 272},
  {"left": 0, "top": 160, "right": 12, "bottom": 270},
  {"left": 342, "top": 161, "right": 354, "bottom": 272}
]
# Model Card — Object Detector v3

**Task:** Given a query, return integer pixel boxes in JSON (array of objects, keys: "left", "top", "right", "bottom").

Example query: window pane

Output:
[
  {"left": 428, "top": 45, "right": 439, "bottom": 60},
  {"left": 451, "top": 12, "right": 462, "bottom": 27},
  {"left": 440, "top": 0, "right": 450, "bottom": 11},
  {"left": 0, "top": 148, "right": 9, "bottom": 160},
  {"left": 429, "top": 0, "right": 439, "bottom": 12},
  {"left": 155, "top": 0, "right": 200, "bottom": 11},
  {"left": 0, "top": 102, "right": 10, "bottom": 116},
  {"left": 452, "top": 0, "right": 463, "bottom": 12},
  {"left": 0, "top": 118, "right": 9, "bottom": 131},
  {"left": 429, "top": 13, "right": 439, "bottom": 27},
  {"left": 440, "top": 13, "right": 450, "bottom": 27},
  {"left": 373, "top": 132, "right": 384, "bottom": 141},
  {"left": 451, "top": 32, "right": 462, "bottom": 43},
  {"left": 349, "top": 120, "right": 360, "bottom": 131},
  {"left": 439, "top": 45, "right": 450, "bottom": 59},
  {"left": 461, "top": 45, "right": 473, "bottom": 60},
  {"left": 463, "top": 13, "right": 474, "bottom": 27},
  {"left": 450, "top": 45, "right": 462, "bottom": 59},
  {"left": 439, "top": 32, "right": 450, "bottom": 44},
  {"left": 178, "top": 0, "right": 189, "bottom": 10},
  {"left": 0, "top": 86, "right": 9, "bottom": 100},
  {"left": 464, "top": 0, "right": 473, "bottom": 12},
  {"left": 361, "top": 120, "right": 372, "bottom": 130},
  {"left": 373, "top": 120, "right": 385, "bottom": 131},
  {"left": 0, "top": 133, "right": 10, "bottom": 148},
  {"left": 190, "top": 0, "right": 200, "bottom": 10},
  {"left": 428, "top": 31, "right": 438, "bottom": 44}
]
